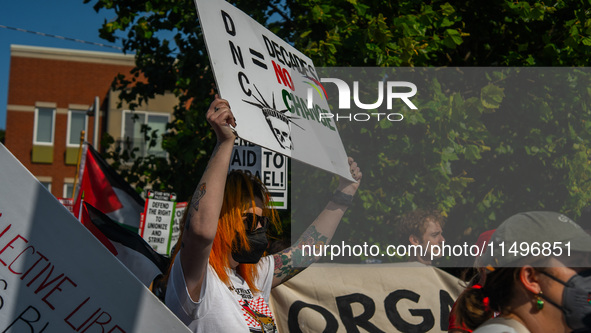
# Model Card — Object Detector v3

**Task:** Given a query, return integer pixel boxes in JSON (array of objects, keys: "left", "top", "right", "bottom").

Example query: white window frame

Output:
[
  {"left": 40, "top": 181, "right": 52, "bottom": 192},
  {"left": 63, "top": 182, "right": 74, "bottom": 199},
  {"left": 33, "top": 107, "right": 56, "bottom": 146},
  {"left": 120, "top": 110, "right": 170, "bottom": 158},
  {"left": 66, "top": 109, "right": 88, "bottom": 147}
]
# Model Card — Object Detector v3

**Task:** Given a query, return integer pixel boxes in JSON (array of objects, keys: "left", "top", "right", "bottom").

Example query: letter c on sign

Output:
[{"left": 238, "top": 72, "right": 251, "bottom": 97}]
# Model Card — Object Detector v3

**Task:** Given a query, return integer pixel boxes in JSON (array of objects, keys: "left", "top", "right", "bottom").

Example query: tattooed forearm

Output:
[
  {"left": 191, "top": 182, "right": 207, "bottom": 211},
  {"left": 203, "top": 143, "right": 222, "bottom": 174},
  {"left": 185, "top": 182, "right": 207, "bottom": 235},
  {"left": 273, "top": 226, "right": 328, "bottom": 283},
  {"left": 189, "top": 182, "right": 207, "bottom": 216},
  {"left": 273, "top": 253, "right": 302, "bottom": 283}
]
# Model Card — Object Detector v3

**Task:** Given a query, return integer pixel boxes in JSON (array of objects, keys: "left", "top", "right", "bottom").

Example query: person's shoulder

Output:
[
  {"left": 258, "top": 255, "right": 274, "bottom": 270},
  {"left": 473, "top": 317, "right": 530, "bottom": 333}
]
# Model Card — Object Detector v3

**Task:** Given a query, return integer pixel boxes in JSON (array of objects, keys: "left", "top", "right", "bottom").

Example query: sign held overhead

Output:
[{"left": 194, "top": 0, "right": 353, "bottom": 181}]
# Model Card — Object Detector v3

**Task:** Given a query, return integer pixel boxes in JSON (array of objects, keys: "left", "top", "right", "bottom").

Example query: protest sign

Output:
[
  {"left": 229, "top": 138, "right": 288, "bottom": 209},
  {"left": 194, "top": 0, "right": 354, "bottom": 181},
  {"left": 0, "top": 144, "right": 190, "bottom": 333},
  {"left": 140, "top": 190, "right": 186, "bottom": 256},
  {"left": 58, "top": 198, "right": 74, "bottom": 214},
  {"left": 270, "top": 263, "right": 463, "bottom": 333},
  {"left": 169, "top": 202, "right": 186, "bottom": 252}
]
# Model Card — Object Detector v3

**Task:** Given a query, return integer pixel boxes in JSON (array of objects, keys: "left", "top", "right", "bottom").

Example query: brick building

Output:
[{"left": 4, "top": 45, "right": 177, "bottom": 199}]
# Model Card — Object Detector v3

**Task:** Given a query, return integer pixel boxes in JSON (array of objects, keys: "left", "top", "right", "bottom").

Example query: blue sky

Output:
[{"left": 0, "top": 0, "right": 122, "bottom": 130}]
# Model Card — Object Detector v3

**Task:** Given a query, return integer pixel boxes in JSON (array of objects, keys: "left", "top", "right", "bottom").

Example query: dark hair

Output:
[
  {"left": 453, "top": 267, "right": 520, "bottom": 330},
  {"left": 396, "top": 208, "right": 445, "bottom": 244}
]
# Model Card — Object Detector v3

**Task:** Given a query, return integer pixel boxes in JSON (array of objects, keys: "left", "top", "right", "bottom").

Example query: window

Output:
[
  {"left": 122, "top": 111, "right": 169, "bottom": 158},
  {"left": 40, "top": 181, "right": 52, "bottom": 192},
  {"left": 63, "top": 182, "right": 74, "bottom": 199},
  {"left": 67, "top": 110, "right": 87, "bottom": 147},
  {"left": 34, "top": 107, "right": 56, "bottom": 145}
]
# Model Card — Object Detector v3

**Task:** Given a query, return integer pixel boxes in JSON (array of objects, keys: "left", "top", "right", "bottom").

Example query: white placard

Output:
[
  {"left": 169, "top": 202, "right": 186, "bottom": 252},
  {"left": 140, "top": 191, "right": 186, "bottom": 256},
  {"left": 194, "top": 0, "right": 354, "bottom": 181},
  {"left": 0, "top": 144, "right": 190, "bottom": 333},
  {"left": 230, "top": 138, "right": 288, "bottom": 209},
  {"left": 141, "top": 198, "right": 175, "bottom": 255}
]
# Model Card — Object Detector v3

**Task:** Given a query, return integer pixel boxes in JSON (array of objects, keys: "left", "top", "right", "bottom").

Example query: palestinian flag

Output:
[
  {"left": 82, "top": 202, "right": 170, "bottom": 287},
  {"left": 73, "top": 143, "right": 144, "bottom": 230}
]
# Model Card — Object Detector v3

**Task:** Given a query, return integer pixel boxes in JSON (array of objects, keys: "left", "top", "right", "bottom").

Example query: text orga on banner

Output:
[
  {"left": 229, "top": 138, "right": 288, "bottom": 209},
  {"left": 140, "top": 190, "right": 181, "bottom": 255},
  {"left": 270, "top": 263, "right": 463, "bottom": 333},
  {"left": 194, "top": 0, "right": 354, "bottom": 182},
  {"left": 0, "top": 143, "right": 191, "bottom": 332}
]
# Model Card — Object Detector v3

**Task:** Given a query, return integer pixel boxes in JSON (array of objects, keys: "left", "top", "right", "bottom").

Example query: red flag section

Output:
[
  {"left": 75, "top": 147, "right": 122, "bottom": 216},
  {"left": 73, "top": 144, "right": 145, "bottom": 229}
]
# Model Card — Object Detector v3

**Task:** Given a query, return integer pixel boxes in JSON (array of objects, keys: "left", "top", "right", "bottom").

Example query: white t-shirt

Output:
[
  {"left": 473, "top": 317, "right": 531, "bottom": 333},
  {"left": 165, "top": 252, "right": 277, "bottom": 333}
]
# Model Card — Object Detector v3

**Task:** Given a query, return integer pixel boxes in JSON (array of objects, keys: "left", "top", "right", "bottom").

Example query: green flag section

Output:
[
  {"left": 0, "top": 143, "right": 190, "bottom": 333},
  {"left": 270, "top": 263, "right": 463, "bottom": 333}
]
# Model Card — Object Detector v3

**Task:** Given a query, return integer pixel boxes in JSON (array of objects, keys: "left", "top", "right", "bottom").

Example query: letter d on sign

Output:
[{"left": 221, "top": 11, "right": 235, "bottom": 36}]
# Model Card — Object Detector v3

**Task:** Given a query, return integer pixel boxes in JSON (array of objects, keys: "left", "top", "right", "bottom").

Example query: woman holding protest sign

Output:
[
  {"left": 453, "top": 211, "right": 591, "bottom": 333},
  {"left": 164, "top": 95, "right": 361, "bottom": 332}
]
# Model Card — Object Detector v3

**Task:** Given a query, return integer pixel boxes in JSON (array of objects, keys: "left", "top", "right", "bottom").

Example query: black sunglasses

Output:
[{"left": 242, "top": 213, "right": 270, "bottom": 232}]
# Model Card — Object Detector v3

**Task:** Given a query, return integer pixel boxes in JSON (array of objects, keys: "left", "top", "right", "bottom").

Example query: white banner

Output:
[
  {"left": 270, "top": 263, "right": 463, "bottom": 333},
  {"left": 0, "top": 144, "right": 190, "bottom": 333},
  {"left": 194, "top": 0, "right": 353, "bottom": 181}
]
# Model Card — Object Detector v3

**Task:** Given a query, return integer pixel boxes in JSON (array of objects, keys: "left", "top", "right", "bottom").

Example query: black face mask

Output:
[
  {"left": 540, "top": 269, "right": 591, "bottom": 332},
  {"left": 232, "top": 227, "right": 268, "bottom": 264}
]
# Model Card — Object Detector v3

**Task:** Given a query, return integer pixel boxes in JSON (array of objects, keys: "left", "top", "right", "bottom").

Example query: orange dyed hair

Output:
[{"left": 209, "top": 170, "right": 280, "bottom": 293}]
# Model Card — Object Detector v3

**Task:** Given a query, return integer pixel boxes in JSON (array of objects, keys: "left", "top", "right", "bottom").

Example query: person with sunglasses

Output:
[{"left": 164, "top": 96, "right": 362, "bottom": 333}]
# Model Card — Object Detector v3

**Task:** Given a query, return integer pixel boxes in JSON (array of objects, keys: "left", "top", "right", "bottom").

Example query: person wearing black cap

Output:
[{"left": 453, "top": 211, "right": 591, "bottom": 333}]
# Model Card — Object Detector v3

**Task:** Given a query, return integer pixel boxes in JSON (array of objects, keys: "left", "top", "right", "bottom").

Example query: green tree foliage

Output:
[
  {"left": 316, "top": 68, "right": 591, "bottom": 259},
  {"left": 86, "top": 0, "right": 591, "bottom": 257}
]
